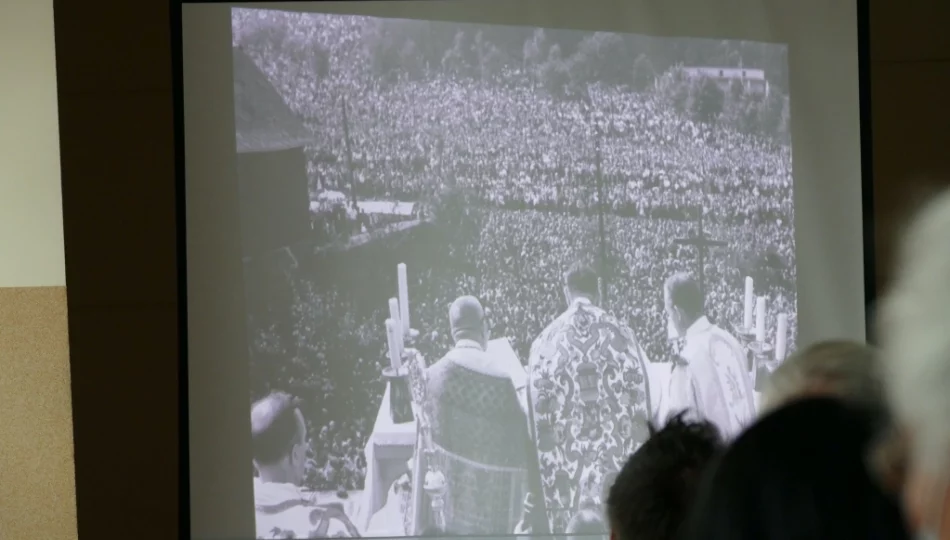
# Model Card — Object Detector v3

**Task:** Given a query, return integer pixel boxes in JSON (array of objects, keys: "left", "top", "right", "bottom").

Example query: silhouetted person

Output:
[
  {"left": 682, "top": 398, "right": 909, "bottom": 540},
  {"left": 606, "top": 413, "right": 723, "bottom": 540}
]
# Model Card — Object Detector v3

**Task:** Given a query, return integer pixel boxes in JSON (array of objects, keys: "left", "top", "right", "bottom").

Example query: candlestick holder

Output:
[
  {"left": 383, "top": 364, "right": 414, "bottom": 425},
  {"left": 406, "top": 328, "right": 420, "bottom": 347},
  {"left": 734, "top": 324, "right": 758, "bottom": 372},
  {"left": 748, "top": 341, "right": 775, "bottom": 392},
  {"left": 402, "top": 344, "right": 430, "bottom": 535},
  {"left": 424, "top": 470, "right": 448, "bottom": 532}
]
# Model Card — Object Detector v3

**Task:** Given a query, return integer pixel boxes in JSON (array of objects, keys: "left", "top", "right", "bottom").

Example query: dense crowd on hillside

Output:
[{"left": 313, "top": 78, "right": 791, "bottom": 228}]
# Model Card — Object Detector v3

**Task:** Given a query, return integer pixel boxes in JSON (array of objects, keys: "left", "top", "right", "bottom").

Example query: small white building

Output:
[{"left": 680, "top": 66, "right": 770, "bottom": 96}]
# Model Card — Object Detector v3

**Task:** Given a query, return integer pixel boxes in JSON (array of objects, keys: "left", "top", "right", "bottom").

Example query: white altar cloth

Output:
[
  {"left": 358, "top": 382, "right": 416, "bottom": 531},
  {"left": 359, "top": 355, "right": 760, "bottom": 532}
]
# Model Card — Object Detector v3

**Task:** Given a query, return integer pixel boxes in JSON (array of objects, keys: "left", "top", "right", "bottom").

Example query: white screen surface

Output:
[{"left": 181, "top": 2, "right": 866, "bottom": 539}]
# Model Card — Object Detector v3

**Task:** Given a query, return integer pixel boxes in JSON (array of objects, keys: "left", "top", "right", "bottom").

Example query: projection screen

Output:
[{"left": 179, "top": 1, "right": 869, "bottom": 538}]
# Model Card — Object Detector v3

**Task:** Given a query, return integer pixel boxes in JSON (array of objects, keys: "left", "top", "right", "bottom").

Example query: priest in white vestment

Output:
[
  {"left": 526, "top": 263, "right": 654, "bottom": 535},
  {"left": 251, "top": 392, "right": 360, "bottom": 539},
  {"left": 425, "top": 295, "right": 532, "bottom": 535},
  {"left": 658, "top": 272, "right": 756, "bottom": 439}
]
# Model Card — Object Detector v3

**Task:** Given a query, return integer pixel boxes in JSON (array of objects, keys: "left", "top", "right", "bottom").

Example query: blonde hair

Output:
[
  {"left": 761, "top": 340, "right": 882, "bottom": 414},
  {"left": 880, "top": 189, "right": 950, "bottom": 475}
]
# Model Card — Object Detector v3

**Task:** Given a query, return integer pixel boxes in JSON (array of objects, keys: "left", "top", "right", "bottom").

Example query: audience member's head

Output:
[
  {"left": 606, "top": 413, "right": 723, "bottom": 540},
  {"left": 879, "top": 189, "right": 950, "bottom": 539},
  {"left": 251, "top": 392, "right": 308, "bottom": 485},
  {"left": 682, "top": 398, "right": 910, "bottom": 540},
  {"left": 564, "top": 262, "right": 601, "bottom": 306},
  {"left": 664, "top": 273, "right": 704, "bottom": 337},
  {"left": 760, "top": 340, "right": 885, "bottom": 415}
]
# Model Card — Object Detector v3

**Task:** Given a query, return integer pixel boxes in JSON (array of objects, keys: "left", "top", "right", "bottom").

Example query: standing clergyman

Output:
[
  {"left": 526, "top": 262, "right": 654, "bottom": 534},
  {"left": 425, "top": 295, "right": 533, "bottom": 535},
  {"left": 658, "top": 272, "right": 756, "bottom": 439}
]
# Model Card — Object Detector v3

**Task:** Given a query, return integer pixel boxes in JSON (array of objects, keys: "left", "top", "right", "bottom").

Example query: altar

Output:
[
  {"left": 358, "top": 337, "right": 527, "bottom": 532},
  {"left": 358, "top": 263, "right": 777, "bottom": 533},
  {"left": 358, "top": 382, "right": 416, "bottom": 531},
  {"left": 358, "top": 343, "right": 763, "bottom": 532}
]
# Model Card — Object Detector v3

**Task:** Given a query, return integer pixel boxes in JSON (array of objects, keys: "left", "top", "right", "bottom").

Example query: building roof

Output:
[
  {"left": 233, "top": 46, "right": 314, "bottom": 153},
  {"left": 681, "top": 66, "right": 766, "bottom": 80}
]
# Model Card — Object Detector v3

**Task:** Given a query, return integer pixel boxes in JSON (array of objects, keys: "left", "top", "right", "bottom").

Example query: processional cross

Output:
[{"left": 673, "top": 208, "right": 727, "bottom": 300}]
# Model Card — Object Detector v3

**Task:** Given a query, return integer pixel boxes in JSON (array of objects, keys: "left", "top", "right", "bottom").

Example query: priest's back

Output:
[
  {"left": 426, "top": 343, "right": 532, "bottom": 535},
  {"left": 526, "top": 264, "right": 653, "bottom": 535}
]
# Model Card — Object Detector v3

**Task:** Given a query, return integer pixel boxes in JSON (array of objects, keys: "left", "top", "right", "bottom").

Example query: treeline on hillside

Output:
[{"left": 233, "top": 10, "right": 790, "bottom": 139}]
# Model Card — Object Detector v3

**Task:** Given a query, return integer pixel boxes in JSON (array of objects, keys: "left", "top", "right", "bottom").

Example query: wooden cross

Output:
[
  {"left": 673, "top": 209, "right": 727, "bottom": 300},
  {"left": 341, "top": 97, "right": 357, "bottom": 205}
]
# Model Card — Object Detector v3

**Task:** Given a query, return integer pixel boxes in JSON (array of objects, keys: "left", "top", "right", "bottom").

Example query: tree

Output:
[
  {"left": 631, "top": 53, "right": 655, "bottom": 92},
  {"left": 739, "top": 94, "right": 763, "bottom": 135},
  {"left": 573, "top": 32, "right": 627, "bottom": 86},
  {"left": 722, "top": 78, "right": 746, "bottom": 127},
  {"left": 473, "top": 30, "right": 505, "bottom": 81},
  {"left": 523, "top": 28, "right": 547, "bottom": 75},
  {"left": 398, "top": 38, "right": 424, "bottom": 80},
  {"left": 656, "top": 66, "right": 690, "bottom": 113},
  {"left": 757, "top": 90, "right": 787, "bottom": 139},
  {"left": 540, "top": 44, "right": 572, "bottom": 98},
  {"left": 442, "top": 30, "right": 469, "bottom": 77},
  {"left": 729, "top": 78, "right": 744, "bottom": 102},
  {"left": 691, "top": 77, "right": 725, "bottom": 124},
  {"left": 362, "top": 20, "right": 424, "bottom": 82}
]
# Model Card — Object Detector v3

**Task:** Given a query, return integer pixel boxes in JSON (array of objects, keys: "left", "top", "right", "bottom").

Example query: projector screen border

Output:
[
  {"left": 170, "top": 1, "right": 192, "bottom": 539},
  {"left": 855, "top": 0, "right": 876, "bottom": 343},
  {"left": 170, "top": 0, "right": 875, "bottom": 537}
]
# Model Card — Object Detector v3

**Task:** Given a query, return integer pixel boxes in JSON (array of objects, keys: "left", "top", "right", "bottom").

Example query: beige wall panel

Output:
[{"left": 0, "top": 287, "right": 75, "bottom": 539}]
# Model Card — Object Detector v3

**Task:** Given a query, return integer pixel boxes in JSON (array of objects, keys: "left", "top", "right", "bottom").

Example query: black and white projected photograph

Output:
[{"left": 234, "top": 7, "right": 796, "bottom": 538}]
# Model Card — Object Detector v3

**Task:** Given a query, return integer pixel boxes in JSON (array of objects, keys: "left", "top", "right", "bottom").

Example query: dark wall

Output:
[
  {"left": 52, "top": 1, "right": 950, "bottom": 539},
  {"left": 238, "top": 147, "right": 311, "bottom": 255}
]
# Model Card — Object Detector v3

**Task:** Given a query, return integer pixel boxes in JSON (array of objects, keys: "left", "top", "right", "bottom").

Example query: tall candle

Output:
[
  {"left": 755, "top": 296, "right": 767, "bottom": 343},
  {"left": 397, "top": 263, "right": 410, "bottom": 336},
  {"left": 388, "top": 297, "right": 403, "bottom": 356},
  {"left": 385, "top": 318, "right": 401, "bottom": 370},
  {"left": 743, "top": 277, "right": 754, "bottom": 330},
  {"left": 775, "top": 313, "right": 788, "bottom": 361}
]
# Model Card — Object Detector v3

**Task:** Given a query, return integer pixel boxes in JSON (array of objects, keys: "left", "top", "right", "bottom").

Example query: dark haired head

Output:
[
  {"left": 664, "top": 273, "right": 704, "bottom": 325},
  {"left": 607, "top": 412, "right": 723, "bottom": 540},
  {"left": 251, "top": 391, "right": 305, "bottom": 465},
  {"left": 682, "top": 397, "right": 910, "bottom": 540},
  {"left": 565, "top": 262, "right": 600, "bottom": 299}
]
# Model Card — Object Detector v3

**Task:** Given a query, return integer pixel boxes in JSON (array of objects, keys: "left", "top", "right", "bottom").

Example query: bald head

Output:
[{"left": 449, "top": 295, "right": 488, "bottom": 345}]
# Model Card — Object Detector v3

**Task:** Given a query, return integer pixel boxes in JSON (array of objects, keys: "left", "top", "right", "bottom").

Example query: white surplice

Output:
[
  {"left": 655, "top": 316, "right": 756, "bottom": 439},
  {"left": 253, "top": 478, "right": 360, "bottom": 539}
]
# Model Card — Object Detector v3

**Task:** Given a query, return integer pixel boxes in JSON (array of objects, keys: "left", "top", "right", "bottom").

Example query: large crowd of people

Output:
[
  {"left": 316, "top": 77, "right": 791, "bottom": 229},
  {"left": 249, "top": 204, "right": 796, "bottom": 494},
  {"left": 242, "top": 12, "right": 795, "bottom": 498},
  {"left": 243, "top": 14, "right": 950, "bottom": 540}
]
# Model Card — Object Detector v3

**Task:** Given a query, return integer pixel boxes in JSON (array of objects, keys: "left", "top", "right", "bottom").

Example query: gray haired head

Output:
[
  {"left": 761, "top": 340, "right": 884, "bottom": 417},
  {"left": 880, "top": 189, "right": 950, "bottom": 475}
]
